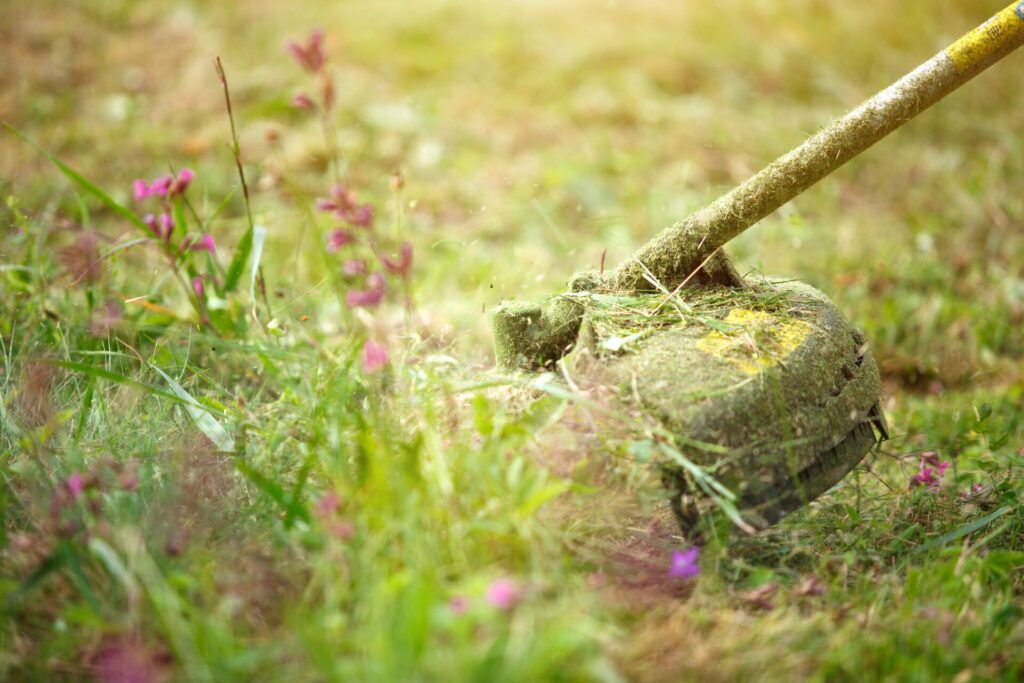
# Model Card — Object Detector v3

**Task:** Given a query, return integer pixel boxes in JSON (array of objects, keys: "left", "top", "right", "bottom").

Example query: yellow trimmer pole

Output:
[{"left": 607, "top": 2, "right": 1024, "bottom": 293}]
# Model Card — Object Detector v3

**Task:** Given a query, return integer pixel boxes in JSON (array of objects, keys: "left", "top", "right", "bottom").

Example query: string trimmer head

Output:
[{"left": 492, "top": 4, "right": 1024, "bottom": 532}]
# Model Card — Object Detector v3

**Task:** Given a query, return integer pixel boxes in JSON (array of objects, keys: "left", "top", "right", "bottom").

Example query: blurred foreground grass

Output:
[{"left": 2, "top": 0, "right": 1023, "bottom": 680}]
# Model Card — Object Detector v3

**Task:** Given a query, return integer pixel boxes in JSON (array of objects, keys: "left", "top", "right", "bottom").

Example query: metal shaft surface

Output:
[{"left": 608, "top": 2, "right": 1024, "bottom": 293}]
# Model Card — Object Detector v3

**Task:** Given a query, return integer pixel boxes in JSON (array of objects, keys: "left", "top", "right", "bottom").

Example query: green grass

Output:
[{"left": 2, "top": 0, "right": 1024, "bottom": 680}]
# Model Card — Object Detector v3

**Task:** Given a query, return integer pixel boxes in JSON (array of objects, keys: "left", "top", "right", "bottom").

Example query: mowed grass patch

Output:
[{"left": 2, "top": 0, "right": 1023, "bottom": 680}]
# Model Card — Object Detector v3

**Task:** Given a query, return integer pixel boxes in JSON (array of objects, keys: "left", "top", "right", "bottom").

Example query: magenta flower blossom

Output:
[
  {"left": 362, "top": 341, "right": 389, "bottom": 373},
  {"left": 133, "top": 179, "right": 151, "bottom": 201},
  {"left": 293, "top": 93, "right": 315, "bottom": 110},
  {"left": 159, "top": 213, "right": 175, "bottom": 237},
  {"left": 317, "top": 491, "right": 341, "bottom": 517},
  {"left": 151, "top": 175, "right": 173, "bottom": 197},
  {"left": 910, "top": 452, "right": 950, "bottom": 490},
  {"left": 171, "top": 168, "right": 195, "bottom": 195},
  {"left": 67, "top": 472, "right": 86, "bottom": 498},
  {"left": 382, "top": 242, "right": 414, "bottom": 278},
  {"left": 348, "top": 203, "right": 374, "bottom": 229},
  {"left": 327, "top": 229, "right": 354, "bottom": 253},
  {"left": 346, "top": 273, "right": 386, "bottom": 308},
  {"left": 316, "top": 185, "right": 374, "bottom": 229},
  {"left": 669, "top": 547, "right": 700, "bottom": 579},
  {"left": 343, "top": 259, "right": 367, "bottom": 277},
  {"left": 287, "top": 29, "right": 326, "bottom": 73},
  {"left": 486, "top": 578, "right": 522, "bottom": 610},
  {"left": 316, "top": 184, "right": 357, "bottom": 214},
  {"left": 91, "top": 637, "right": 168, "bottom": 683},
  {"left": 186, "top": 234, "right": 216, "bottom": 254},
  {"left": 133, "top": 173, "right": 181, "bottom": 201},
  {"left": 449, "top": 595, "right": 470, "bottom": 615},
  {"left": 144, "top": 213, "right": 173, "bottom": 240},
  {"left": 192, "top": 276, "right": 205, "bottom": 299},
  {"left": 960, "top": 483, "right": 985, "bottom": 499}
]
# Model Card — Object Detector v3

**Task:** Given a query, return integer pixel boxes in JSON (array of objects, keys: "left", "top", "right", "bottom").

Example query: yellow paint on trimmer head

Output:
[
  {"left": 695, "top": 309, "right": 812, "bottom": 376},
  {"left": 947, "top": 2, "right": 1024, "bottom": 72}
]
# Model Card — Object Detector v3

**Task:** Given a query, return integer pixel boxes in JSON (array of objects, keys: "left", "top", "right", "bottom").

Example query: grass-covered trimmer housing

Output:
[
  {"left": 492, "top": 4, "right": 1023, "bottom": 532},
  {"left": 495, "top": 278, "right": 888, "bottom": 531},
  {"left": 578, "top": 280, "right": 887, "bottom": 530}
]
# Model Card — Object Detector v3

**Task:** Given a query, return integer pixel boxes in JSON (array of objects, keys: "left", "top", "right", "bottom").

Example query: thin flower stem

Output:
[
  {"left": 214, "top": 57, "right": 255, "bottom": 233},
  {"left": 320, "top": 111, "right": 342, "bottom": 184}
]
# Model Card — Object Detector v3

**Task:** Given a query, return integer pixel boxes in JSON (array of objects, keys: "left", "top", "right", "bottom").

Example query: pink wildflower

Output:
[
  {"left": 293, "top": 93, "right": 315, "bottom": 110},
  {"left": 316, "top": 184, "right": 357, "bottom": 214},
  {"left": 286, "top": 29, "right": 326, "bottom": 73},
  {"left": 362, "top": 341, "right": 389, "bottom": 373},
  {"left": 348, "top": 203, "right": 374, "bottom": 229},
  {"left": 910, "top": 452, "right": 950, "bottom": 490},
  {"left": 132, "top": 179, "right": 151, "bottom": 201},
  {"left": 382, "top": 242, "right": 414, "bottom": 278},
  {"left": 192, "top": 276, "right": 205, "bottom": 299},
  {"left": 160, "top": 213, "right": 174, "bottom": 235},
  {"left": 317, "top": 491, "right": 341, "bottom": 517},
  {"left": 67, "top": 472, "right": 86, "bottom": 499},
  {"left": 346, "top": 273, "right": 386, "bottom": 308},
  {"left": 486, "top": 578, "right": 522, "bottom": 610},
  {"left": 343, "top": 259, "right": 367, "bottom": 277},
  {"left": 669, "top": 547, "right": 700, "bottom": 579},
  {"left": 449, "top": 595, "right": 470, "bottom": 615},
  {"left": 327, "top": 229, "right": 354, "bottom": 253},
  {"left": 186, "top": 234, "right": 216, "bottom": 254},
  {"left": 91, "top": 637, "right": 169, "bottom": 683},
  {"left": 151, "top": 175, "right": 173, "bottom": 197},
  {"left": 170, "top": 168, "right": 195, "bottom": 196}
]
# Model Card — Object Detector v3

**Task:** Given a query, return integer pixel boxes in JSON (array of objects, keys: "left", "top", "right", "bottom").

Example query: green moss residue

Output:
[
  {"left": 492, "top": 296, "right": 584, "bottom": 370},
  {"left": 576, "top": 280, "right": 885, "bottom": 529}
]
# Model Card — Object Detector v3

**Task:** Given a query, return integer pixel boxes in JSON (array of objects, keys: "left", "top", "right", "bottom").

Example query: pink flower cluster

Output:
[
  {"left": 320, "top": 184, "right": 375, "bottom": 247},
  {"left": 669, "top": 546, "right": 700, "bottom": 579},
  {"left": 910, "top": 451, "right": 951, "bottom": 490},
  {"left": 287, "top": 29, "right": 326, "bottom": 75},
  {"left": 133, "top": 168, "right": 194, "bottom": 201},
  {"left": 448, "top": 578, "right": 525, "bottom": 616},
  {"left": 287, "top": 29, "right": 334, "bottom": 112},
  {"left": 362, "top": 340, "right": 389, "bottom": 373},
  {"left": 314, "top": 184, "right": 414, "bottom": 311},
  {"left": 131, "top": 169, "right": 214, "bottom": 256}
]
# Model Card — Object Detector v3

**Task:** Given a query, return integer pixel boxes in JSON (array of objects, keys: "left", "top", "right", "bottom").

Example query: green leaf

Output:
[{"left": 225, "top": 224, "right": 254, "bottom": 293}]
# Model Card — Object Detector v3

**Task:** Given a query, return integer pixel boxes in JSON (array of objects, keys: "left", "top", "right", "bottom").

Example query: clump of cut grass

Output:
[{"left": 570, "top": 278, "right": 816, "bottom": 359}]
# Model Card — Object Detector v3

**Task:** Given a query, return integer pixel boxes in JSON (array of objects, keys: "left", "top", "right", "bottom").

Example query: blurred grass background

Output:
[
  {"left": 4, "top": 0, "right": 1022, "bottom": 388},
  {"left": 2, "top": 1, "right": 1024, "bottom": 681}
]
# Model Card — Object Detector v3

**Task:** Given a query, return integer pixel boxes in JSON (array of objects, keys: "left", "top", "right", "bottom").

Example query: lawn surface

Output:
[{"left": 2, "top": 0, "right": 1024, "bottom": 680}]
